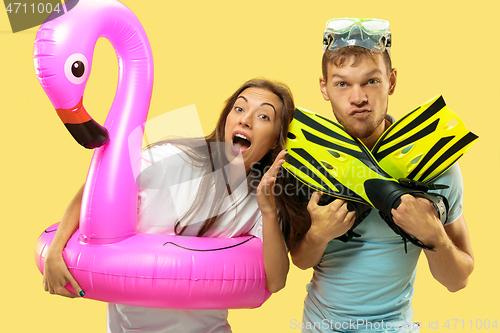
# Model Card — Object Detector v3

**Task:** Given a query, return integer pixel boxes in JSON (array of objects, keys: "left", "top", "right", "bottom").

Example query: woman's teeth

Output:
[
  {"left": 233, "top": 133, "right": 251, "bottom": 151},
  {"left": 235, "top": 133, "right": 248, "bottom": 141}
]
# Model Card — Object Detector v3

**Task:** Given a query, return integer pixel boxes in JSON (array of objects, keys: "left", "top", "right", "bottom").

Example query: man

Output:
[{"left": 289, "top": 18, "right": 474, "bottom": 332}]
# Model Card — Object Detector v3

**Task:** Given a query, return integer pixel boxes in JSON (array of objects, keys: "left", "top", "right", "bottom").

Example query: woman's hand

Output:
[
  {"left": 42, "top": 184, "right": 85, "bottom": 298},
  {"left": 256, "top": 149, "right": 289, "bottom": 292},
  {"left": 43, "top": 248, "right": 84, "bottom": 298},
  {"left": 256, "top": 150, "right": 286, "bottom": 215}
]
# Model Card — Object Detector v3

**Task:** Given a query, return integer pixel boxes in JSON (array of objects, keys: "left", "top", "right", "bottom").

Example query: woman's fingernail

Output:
[{"left": 79, "top": 290, "right": 85, "bottom": 297}]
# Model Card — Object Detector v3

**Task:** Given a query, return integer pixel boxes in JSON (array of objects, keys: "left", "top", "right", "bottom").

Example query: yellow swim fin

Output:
[
  {"left": 283, "top": 98, "right": 478, "bottom": 251},
  {"left": 372, "top": 95, "right": 478, "bottom": 183},
  {"left": 284, "top": 107, "right": 398, "bottom": 207}
]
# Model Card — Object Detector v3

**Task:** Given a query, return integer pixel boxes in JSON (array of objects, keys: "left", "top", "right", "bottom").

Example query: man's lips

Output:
[{"left": 350, "top": 109, "right": 370, "bottom": 118}]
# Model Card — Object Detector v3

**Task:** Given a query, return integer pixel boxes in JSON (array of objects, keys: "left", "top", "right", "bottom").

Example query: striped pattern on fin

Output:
[
  {"left": 286, "top": 148, "right": 368, "bottom": 204},
  {"left": 283, "top": 107, "right": 399, "bottom": 206},
  {"left": 372, "top": 96, "right": 478, "bottom": 183}
]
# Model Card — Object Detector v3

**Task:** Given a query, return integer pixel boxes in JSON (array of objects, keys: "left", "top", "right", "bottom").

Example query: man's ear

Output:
[
  {"left": 388, "top": 68, "right": 397, "bottom": 95},
  {"left": 319, "top": 76, "right": 330, "bottom": 101}
]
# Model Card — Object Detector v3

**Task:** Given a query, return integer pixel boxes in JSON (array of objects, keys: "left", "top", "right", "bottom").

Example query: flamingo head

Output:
[{"left": 33, "top": 4, "right": 109, "bottom": 148}]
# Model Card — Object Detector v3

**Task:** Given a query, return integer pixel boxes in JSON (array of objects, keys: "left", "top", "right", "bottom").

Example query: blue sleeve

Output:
[{"left": 429, "top": 163, "right": 464, "bottom": 225}]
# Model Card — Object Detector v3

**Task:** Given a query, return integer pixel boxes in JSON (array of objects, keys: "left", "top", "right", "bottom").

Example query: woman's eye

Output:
[
  {"left": 259, "top": 114, "right": 269, "bottom": 120},
  {"left": 235, "top": 106, "right": 243, "bottom": 112}
]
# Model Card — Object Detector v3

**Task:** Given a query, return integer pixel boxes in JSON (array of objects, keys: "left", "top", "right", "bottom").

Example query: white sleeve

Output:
[{"left": 247, "top": 216, "right": 263, "bottom": 240}]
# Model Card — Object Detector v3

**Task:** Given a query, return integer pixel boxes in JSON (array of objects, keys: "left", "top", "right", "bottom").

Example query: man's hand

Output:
[
  {"left": 307, "top": 192, "right": 356, "bottom": 244},
  {"left": 391, "top": 194, "right": 447, "bottom": 248},
  {"left": 291, "top": 193, "right": 356, "bottom": 270}
]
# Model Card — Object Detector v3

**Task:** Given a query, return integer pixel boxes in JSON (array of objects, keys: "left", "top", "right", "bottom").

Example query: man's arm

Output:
[
  {"left": 290, "top": 193, "right": 355, "bottom": 270},
  {"left": 392, "top": 196, "right": 474, "bottom": 292},
  {"left": 290, "top": 226, "right": 330, "bottom": 270},
  {"left": 424, "top": 214, "right": 474, "bottom": 292}
]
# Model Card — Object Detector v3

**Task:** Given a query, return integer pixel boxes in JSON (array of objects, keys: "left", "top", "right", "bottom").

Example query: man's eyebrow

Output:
[
  {"left": 330, "top": 74, "right": 345, "bottom": 80},
  {"left": 236, "top": 96, "right": 276, "bottom": 114},
  {"left": 330, "top": 69, "right": 383, "bottom": 81},
  {"left": 364, "top": 69, "right": 383, "bottom": 77}
]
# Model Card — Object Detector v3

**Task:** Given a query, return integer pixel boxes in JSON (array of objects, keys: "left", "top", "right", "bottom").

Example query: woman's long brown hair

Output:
[{"left": 146, "top": 78, "right": 295, "bottom": 237}]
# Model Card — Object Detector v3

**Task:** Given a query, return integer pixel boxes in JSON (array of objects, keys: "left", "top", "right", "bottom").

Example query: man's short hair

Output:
[{"left": 321, "top": 46, "right": 392, "bottom": 82}]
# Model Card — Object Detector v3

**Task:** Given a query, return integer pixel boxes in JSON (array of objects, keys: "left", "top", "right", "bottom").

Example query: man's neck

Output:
[{"left": 359, "top": 115, "right": 393, "bottom": 150}]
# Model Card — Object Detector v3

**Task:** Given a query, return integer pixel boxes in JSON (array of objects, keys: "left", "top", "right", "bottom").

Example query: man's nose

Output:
[{"left": 350, "top": 85, "right": 367, "bottom": 105}]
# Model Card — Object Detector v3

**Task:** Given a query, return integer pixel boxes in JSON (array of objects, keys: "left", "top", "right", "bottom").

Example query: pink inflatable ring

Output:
[{"left": 33, "top": 0, "right": 270, "bottom": 309}]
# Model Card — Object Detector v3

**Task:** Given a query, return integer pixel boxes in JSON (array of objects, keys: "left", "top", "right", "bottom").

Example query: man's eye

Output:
[
  {"left": 336, "top": 82, "right": 346, "bottom": 88},
  {"left": 368, "top": 79, "right": 378, "bottom": 84}
]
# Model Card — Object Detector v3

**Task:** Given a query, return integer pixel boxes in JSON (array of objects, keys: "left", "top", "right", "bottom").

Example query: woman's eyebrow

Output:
[
  {"left": 236, "top": 96, "right": 276, "bottom": 114},
  {"left": 261, "top": 102, "right": 276, "bottom": 114}
]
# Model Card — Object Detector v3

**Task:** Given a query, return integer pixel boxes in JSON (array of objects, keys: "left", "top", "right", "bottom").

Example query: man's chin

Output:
[
  {"left": 341, "top": 115, "right": 387, "bottom": 141},
  {"left": 344, "top": 126, "right": 375, "bottom": 140}
]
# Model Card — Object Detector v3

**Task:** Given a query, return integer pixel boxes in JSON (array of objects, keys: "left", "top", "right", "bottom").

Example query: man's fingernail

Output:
[{"left": 79, "top": 290, "right": 85, "bottom": 297}]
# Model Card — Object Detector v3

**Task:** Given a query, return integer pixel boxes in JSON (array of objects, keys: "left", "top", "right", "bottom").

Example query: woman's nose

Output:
[{"left": 239, "top": 112, "right": 253, "bottom": 128}]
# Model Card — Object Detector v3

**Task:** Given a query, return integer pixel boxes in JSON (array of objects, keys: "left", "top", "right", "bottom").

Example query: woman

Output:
[{"left": 42, "top": 78, "right": 295, "bottom": 333}]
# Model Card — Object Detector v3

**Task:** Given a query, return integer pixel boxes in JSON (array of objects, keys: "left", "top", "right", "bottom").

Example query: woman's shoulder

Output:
[
  {"left": 141, "top": 142, "right": 206, "bottom": 170},
  {"left": 141, "top": 143, "right": 185, "bottom": 163},
  {"left": 139, "top": 142, "right": 209, "bottom": 188}
]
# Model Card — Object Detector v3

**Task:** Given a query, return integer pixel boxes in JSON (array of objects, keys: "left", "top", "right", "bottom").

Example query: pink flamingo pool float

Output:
[{"left": 33, "top": 0, "right": 270, "bottom": 309}]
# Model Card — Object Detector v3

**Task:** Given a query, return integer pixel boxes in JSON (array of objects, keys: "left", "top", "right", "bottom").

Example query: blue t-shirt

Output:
[{"left": 302, "top": 163, "right": 464, "bottom": 333}]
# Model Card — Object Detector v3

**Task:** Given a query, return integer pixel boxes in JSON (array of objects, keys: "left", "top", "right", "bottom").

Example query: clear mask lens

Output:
[
  {"left": 361, "top": 20, "right": 389, "bottom": 31},
  {"left": 327, "top": 19, "right": 357, "bottom": 31},
  {"left": 323, "top": 17, "right": 391, "bottom": 54}
]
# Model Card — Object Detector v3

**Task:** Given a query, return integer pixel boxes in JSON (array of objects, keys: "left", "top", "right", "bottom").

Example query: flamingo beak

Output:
[{"left": 55, "top": 98, "right": 110, "bottom": 149}]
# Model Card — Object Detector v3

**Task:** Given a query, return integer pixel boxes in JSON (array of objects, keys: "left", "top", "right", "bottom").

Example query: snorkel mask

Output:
[{"left": 323, "top": 18, "right": 391, "bottom": 55}]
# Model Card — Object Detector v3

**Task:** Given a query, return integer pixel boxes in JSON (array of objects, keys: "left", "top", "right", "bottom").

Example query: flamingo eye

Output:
[
  {"left": 64, "top": 53, "right": 89, "bottom": 84},
  {"left": 72, "top": 61, "right": 85, "bottom": 77}
]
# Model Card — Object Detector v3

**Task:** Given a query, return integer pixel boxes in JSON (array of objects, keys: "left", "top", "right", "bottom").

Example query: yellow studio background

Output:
[{"left": 0, "top": 0, "right": 498, "bottom": 332}]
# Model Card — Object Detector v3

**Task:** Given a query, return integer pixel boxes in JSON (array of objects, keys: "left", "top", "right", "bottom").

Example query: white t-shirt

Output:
[{"left": 107, "top": 143, "right": 263, "bottom": 333}]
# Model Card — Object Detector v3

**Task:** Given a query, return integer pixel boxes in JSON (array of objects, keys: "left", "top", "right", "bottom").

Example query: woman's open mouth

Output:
[{"left": 231, "top": 132, "right": 252, "bottom": 154}]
